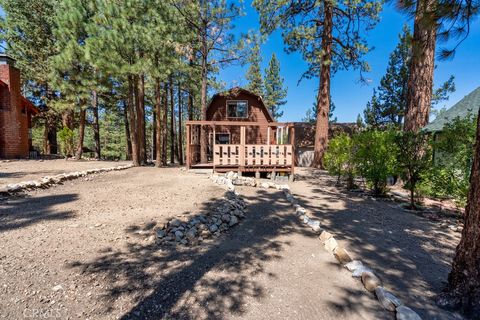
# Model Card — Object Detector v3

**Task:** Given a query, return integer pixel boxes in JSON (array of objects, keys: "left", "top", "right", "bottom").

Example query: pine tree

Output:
[
  {"left": 246, "top": 41, "right": 264, "bottom": 97},
  {"left": 263, "top": 53, "right": 287, "bottom": 120},
  {"left": 254, "top": 0, "right": 382, "bottom": 168},
  {"left": 364, "top": 26, "right": 455, "bottom": 129},
  {"left": 172, "top": 0, "right": 247, "bottom": 163}
]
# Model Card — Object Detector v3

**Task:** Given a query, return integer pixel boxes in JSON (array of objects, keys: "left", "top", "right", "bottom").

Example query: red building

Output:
[{"left": 0, "top": 54, "right": 39, "bottom": 159}]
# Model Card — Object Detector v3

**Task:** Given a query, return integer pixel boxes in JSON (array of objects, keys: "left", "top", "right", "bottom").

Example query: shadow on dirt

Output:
[
  {"left": 0, "top": 193, "right": 78, "bottom": 232},
  {"left": 293, "top": 168, "right": 462, "bottom": 320},
  {"left": 68, "top": 188, "right": 316, "bottom": 319}
]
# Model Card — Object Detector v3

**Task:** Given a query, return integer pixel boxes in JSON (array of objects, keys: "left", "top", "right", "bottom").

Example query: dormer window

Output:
[{"left": 227, "top": 100, "right": 248, "bottom": 118}]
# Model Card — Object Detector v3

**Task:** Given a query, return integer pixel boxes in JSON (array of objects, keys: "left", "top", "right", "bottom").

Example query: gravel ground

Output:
[
  {"left": 291, "top": 168, "right": 464, "bottom": 320},
  {"left": 0, "top": 166, "right": 387, "bottom": 320},
  {"left": 0, "top": 159, "right": 132, "bottom": 186}
]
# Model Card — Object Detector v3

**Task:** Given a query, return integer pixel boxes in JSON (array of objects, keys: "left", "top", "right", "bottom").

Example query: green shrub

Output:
[
  {"left": 418, "top": 115, "right": 476, "bottom": 206},
  {"left": 58, "top": 127, "right": 75, "bottom": 157},
  {"left": 324, "top": 133, "right": 356, "bottom": 188},
  {"left": 395, "top": 131, "right": 432, "bottom": 209},
  {"left": 354, "top": 130, "right": 398, "bottom": 195}
]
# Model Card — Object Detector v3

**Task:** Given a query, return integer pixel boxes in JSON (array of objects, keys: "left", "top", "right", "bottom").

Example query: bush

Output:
[
  {"left": 58, "top": 127, "right": 75, "bottom": 157},
  {"left": 395, "top": 131, "right": 432, "bottom": 209},
  {"left": 354, "top": 130, "right": 398, "bottom": 195},
  {"left": 418, "top": 115, "right": 476, "bottom": 206},
  {"left": 324, "top": 133, "right": 356, "bottom": 189}
]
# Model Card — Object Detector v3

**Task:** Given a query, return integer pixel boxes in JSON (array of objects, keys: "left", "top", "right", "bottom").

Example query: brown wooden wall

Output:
[{"left": 206, "top": 90, "right": 273, "bottom": 144}]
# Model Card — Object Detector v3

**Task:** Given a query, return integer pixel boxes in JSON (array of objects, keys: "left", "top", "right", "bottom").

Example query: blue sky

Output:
[{"left": 219, "top": 2, "right": 480, "bottom": 123}]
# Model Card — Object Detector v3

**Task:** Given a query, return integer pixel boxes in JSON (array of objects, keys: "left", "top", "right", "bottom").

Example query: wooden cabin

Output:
[{"left": 186, "top": 87, "right": 294, "bottom": 179}]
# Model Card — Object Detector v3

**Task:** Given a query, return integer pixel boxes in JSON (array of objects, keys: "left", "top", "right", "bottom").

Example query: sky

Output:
[{"left": 219, "top": 1, "right": 480, "bottom": 123}]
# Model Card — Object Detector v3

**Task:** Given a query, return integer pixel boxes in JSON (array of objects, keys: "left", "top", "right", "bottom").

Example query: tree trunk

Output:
[
  {"left": 61, "top": 109, "right": 74, "bottom": 157},
  {"left": 135, "top": 75, "right": 146, "bottom": 165},
  {"left": 123, "top": 100, "right": 132, "bottom": 161},
  {"left": 188, "top": 89, "right": 194, "bottom": 121},
  {"left": 403, "top": 0, "right": 437, "bottom": 132},
  {"left": 75, "top": 107, "right": 86, "bottom": 160},
  {"left": 152, "top": 106, "right": 157, "bottom": 161},
  {"left": 162, "top": 82, "right": 168, "bottom": 166},
  {"left": 43, "top": 112, "right": 58, "bottom": 155},
  {"left": 127, "top": 76, "right": 140, "bottom": 166},
  {"left": 169, "top": 76, "right": 175, "bottom": 164},
  {"left": 178, "top": 85, "right": 184, "bottom": 165},
  {"left": 92, "top": 90, "right": 101, "bottom": 159},
  {"left": 155, "top": 79, "right": 162, "bottom": 167},
  {"left": 438, "top": 113, "right": 480, "bottom": 317},
  {"left": 312, "top": 2, "right": 333, "bottom": 169},
  {"left": 200, "top": 17, "right": 209, "bottom": 163}
]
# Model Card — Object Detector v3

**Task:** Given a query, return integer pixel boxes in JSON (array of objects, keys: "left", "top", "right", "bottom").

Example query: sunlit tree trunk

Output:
[
  {"left": 155, "top": 78, "right": 162, "bottom": 167},
  {"left": 169, "top": 76, "right": 175, "bottom": 164},
  {"left": 312, "top": 2, "right": 332, "bottom": 168},
  {"left": 404, "top": 0, "right": 437, "bottom": 132},
  {"left": 178, "top": 85, "right": 184, "bottom": 165},
  {"left": 438, "top": 113, "right": 480, "bottom": 317},
  {"left": 127, "top": 75, "right": 140, "bottom": 166},
  {"left": 92, "top": 90, "right": 101, "bottom": 159},
  {"left": 162, "top": 82, "right": 168, "bottom": 166},
  {"left": 123, "top": 100, "right": 132, "bottom": 161},
  {"left": 75, "top": 107, "right": 86, "bottom": 160}
]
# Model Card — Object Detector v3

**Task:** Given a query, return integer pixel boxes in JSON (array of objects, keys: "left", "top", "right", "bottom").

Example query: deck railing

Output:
[{"left": 214, "top": 144, "right": 293, "bottom": 167}]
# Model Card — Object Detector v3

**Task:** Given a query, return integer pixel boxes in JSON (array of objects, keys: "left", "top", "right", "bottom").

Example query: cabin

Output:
[
  {"left": 0, "top": 54, "right": 39, "bottom": 159},
  {"left": 186, "top": 87, "right": 295, "bottom": 179}
]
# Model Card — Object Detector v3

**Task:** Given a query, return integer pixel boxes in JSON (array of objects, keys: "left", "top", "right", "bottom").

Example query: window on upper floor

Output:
[{"left": 227, "top": 100, "right": 248, "bottom": 118}]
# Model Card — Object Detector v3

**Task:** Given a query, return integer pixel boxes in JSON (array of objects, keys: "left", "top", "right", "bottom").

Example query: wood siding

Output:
[{"left": 206, "top": 91, "right": 273, "bottom": 144}]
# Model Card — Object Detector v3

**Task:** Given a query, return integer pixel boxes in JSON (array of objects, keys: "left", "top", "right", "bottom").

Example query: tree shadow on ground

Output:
[
  {"left": 293, "top": 168, "right": 464, "bottom": 320},
  {"left": 0, "top": 193, "right": 78, "bottom": 233},
  {"left": 68, "top": 188, "right": 313, "bottom": 319}
]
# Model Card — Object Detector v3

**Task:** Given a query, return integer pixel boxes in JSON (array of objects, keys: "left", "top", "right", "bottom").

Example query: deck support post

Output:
[
  {"left": 240, "top": 126, "right": 246, "bottom": 169},
  {"left": 212, "top": 124, "right": 216, "bottom": 172},
  {"left": 270, "top": 170, "right": 276, "bottom": 181},
  {"left": 255, "top": 171, "right": 260, "bottom": 179},
  {"left": 186, "top": 124, "right": 191, "bottom": 169},
  {"left": 290, "top": 125, "right": 295, "bottom": 178}
]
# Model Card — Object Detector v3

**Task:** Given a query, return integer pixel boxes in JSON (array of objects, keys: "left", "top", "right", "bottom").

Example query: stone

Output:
[
  {"left": 352, "top": 265, "right": 373, "bottom": 278},
  {"left": 52, "top": 285, "right": 63, "bottom": 292},
  {"left": 361, "top": 271, "right": 381, "bottom": 292},
  {"left": 156, "top": 229, "right": 166, "bottom": 238},
  {"left": 345, "top": 260, "right": 363, "bottom": 272},
  {"left": 395, "top": 306, "right": 422, "bottom": 320},
  {"left": 334, "top": 247, "right": 352, "bottom": 264},
  {"left": 169, "top": 219, "right": 182, "bottom": 228},
  {"left": 221, "top": 214, "right": 231, "bottom": 223},
  {"left": 302, "top": 215, "right": 310, "bottom": 224},
  {"left": 226, "top": 180, "right": 235, "bottom": 191},
  {"left": 324, "top": 237, "right": 338, "bottom": 252},
  {"left": 229, "top": 215, "right": 239, "bottom": 226},
  {"left": 296, "top": 207, "right": 307, "bottom": 215},
  {"left": 174, "top": 230, "right": 184, "bottom": 240},
  {"left": 319, "top": 231, "right": 333, "bottom": 243},
  {"left": 260, "top": 182, "right": 270, "bottom": 189},
  {"left": 209, "top": 224, "right": 218, "bottom": 233},
  {"left": 180, "top": 239, "right": 188, "bottom": 245},
  {"left": 232, "top": 179, "right": 243, "bottom": 186},
  {"left": 375, "top": 287, "right": 402, "bottom": 311},
  {"left": 186, "top": 228, "right": 197, "bottom": 239}
]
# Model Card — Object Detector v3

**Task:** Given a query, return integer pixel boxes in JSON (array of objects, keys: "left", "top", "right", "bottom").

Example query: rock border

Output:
[
  {"left": 0, "top": 164, "right": 134, "bottom": 195},
  {"left": 211, "top": 171, "right": 423, "bottom": 320}
]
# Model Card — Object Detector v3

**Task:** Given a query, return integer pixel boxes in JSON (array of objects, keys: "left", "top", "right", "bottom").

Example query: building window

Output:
[
  {"left": 227, "top": 100, "right": 248, "bottom": 118},
  {"left": 215, "top": 133, "right": 230, "bottom": 144}
]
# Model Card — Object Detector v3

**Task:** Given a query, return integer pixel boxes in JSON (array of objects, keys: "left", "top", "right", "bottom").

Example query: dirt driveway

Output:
[
  {"left": 291, "top": 168, "right": 463, "bottom": 320},
  {"left": 0, "top": 166, "right": 387, "bottom": 320}
]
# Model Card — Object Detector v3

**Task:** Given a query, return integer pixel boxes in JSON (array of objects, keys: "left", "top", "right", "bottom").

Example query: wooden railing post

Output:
[{"left": 240, "top": 126, "right": 246, "bottom": 167}]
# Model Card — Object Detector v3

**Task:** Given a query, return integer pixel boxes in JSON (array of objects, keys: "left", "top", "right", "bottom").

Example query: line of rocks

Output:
[
  {"left": 201, "top": 171, "right": 423, "bottom": 319},
  {"left": 155, "top": 175, "right": 247, "bottom": 246},
  {"left": 0, "top": 164, "right": 134, "bottom": 195},
  {"left": 283, "top": 189, "right": 423, "bottom": 320}
]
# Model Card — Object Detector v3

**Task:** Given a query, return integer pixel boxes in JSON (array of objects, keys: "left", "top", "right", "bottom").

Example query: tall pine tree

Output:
[
  {"left": 263, "top": 53, "right": 287, "bottom": 120},
  {"left": 246, "top": 41, "right": 264, "bottom": 97}
]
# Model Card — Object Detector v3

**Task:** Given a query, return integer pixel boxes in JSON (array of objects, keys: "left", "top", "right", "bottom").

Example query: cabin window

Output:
[
  {"left": 215, "top": 133, "right": 230, "bottom": 144},
  {"left": 227, "top": 100, "right": 248, "bottom": 118}
]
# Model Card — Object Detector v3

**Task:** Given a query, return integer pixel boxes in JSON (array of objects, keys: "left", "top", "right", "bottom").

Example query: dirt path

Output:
[
  {"left": 0, "top": 167, "right": 386, "bottom": 319},
  {"left": 291, "top": 168, "right": 463, "bottom": 320},
  {"left": 0, "top": 159, "right": 132, "bottom": 186}
]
